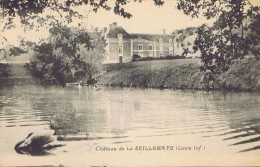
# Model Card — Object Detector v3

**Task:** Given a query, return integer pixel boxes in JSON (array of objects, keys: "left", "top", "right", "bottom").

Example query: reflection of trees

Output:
[
  {"left": 50, "top": 103, "right": 79, "bottom": 135},
  {"left": 9, "top": 85, "right": 260, "bottom": 152},
  {"left": 28, "top": 87, "right": 107, "bottom": 135},
  {"left": 29, "top": 95, "right": 80, "bottom": 135},
  {"left": 209, "top": 92, "right": 260, "bottom": 152}
]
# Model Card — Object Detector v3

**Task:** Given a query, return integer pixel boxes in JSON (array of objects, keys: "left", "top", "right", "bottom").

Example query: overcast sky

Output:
[
  {"left": 86, "top": 0, "right": 214, "bottom": 34},
  {"left": 1, "top": 0, "right": 259, "bottom": 46},
  {"left": 87, "top": 0, "right": 260, "bottom": 34}
]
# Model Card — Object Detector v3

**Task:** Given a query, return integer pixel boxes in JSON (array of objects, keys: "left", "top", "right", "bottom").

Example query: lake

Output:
[{"left": 0, "top": 85, "right": 260, "bottom": 166}]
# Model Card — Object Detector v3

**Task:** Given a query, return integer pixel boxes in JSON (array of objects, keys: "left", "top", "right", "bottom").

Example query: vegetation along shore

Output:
[{"left": 98, "top": 58, "right": 260, "bottom": 91}]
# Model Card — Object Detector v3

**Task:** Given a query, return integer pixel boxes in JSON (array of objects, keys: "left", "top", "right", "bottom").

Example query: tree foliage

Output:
[
  {"left": 9, "top": 47, "right": 28, "bottom": 56},
  {"left": 79, "top": 28, "right": 106, "bottom": 74},
  {"left": 1, "top": 0, "right": 164, "bottom": 29},
  {"left": 0, "top": 63, "right": 10, "bottom": 78},
  {"left": 177, "top": 0, "right": 260, "bottom": 80},
  {"left": 25, "top": 23, "right": 94, "bottom": 86}
]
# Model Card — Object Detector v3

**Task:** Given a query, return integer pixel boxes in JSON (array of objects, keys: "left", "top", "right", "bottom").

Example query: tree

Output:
[
  {"left": 25, "top": 23, "right": 94, "bottom": 86},
  {"left": 79, "top": 28, "right": 106, "bottom": 74},
  {"left": 177, "top": 0, "right": 260, "bottom": 80},
  {"left": 0, "top": 63, "right": 10, "bottom": 78}
]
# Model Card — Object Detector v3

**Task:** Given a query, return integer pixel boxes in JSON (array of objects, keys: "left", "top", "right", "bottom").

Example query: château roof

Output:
[
  {"left": 106, "top": 25, "right": 174, "bottom": 40},
  {"left": 130, "top": 33, "right": 174, "bottom": 41},
  {"left": 107, "top": 26, "right": 131, "bottom": 38}
]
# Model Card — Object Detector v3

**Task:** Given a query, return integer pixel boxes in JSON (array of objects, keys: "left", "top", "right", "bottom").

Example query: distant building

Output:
[
  {"left": 103, "top": 22, "right": 175, "bottom": 64},
  {"left": 173, "top": 27, "right": 200, "bottom": 58}
]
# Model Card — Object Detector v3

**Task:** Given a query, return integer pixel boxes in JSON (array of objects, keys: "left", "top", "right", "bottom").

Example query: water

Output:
[{"left": 0, "top": 85, "right": 260, "bottom": 166}]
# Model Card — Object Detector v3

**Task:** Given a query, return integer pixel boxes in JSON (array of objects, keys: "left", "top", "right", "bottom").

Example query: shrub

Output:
[
  {"left": 0, "top": 63, "right": 10, "bottom": 78},
  {"left": 219, "top": 58, "right": 260, "bottom": 91},
  {"left": 132, "top": 55, "right": 186, "bottom": 62}
]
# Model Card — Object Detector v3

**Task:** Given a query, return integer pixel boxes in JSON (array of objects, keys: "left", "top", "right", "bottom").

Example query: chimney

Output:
[
  {"left": 163, "top": 29, "right": 166, "bottom": 35},
  {"left": 103, "top": 27, "right": 107, "bottom": 33},
  {"left": 112, "top": 22, "right": 117, "bottom": 27}
]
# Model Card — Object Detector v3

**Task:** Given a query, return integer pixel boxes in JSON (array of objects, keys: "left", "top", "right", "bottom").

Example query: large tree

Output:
[
  {"left": 79, "top": 28, "right": 106, "bottom": 74},
  {"left": 25, "top": 23, "right": 94, "bottom": 86},
  {"left": 177, "top": 0, "right": 260, "bottom": 80}
]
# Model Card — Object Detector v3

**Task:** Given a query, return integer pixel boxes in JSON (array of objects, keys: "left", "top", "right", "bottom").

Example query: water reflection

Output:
[
  {"left": 207, "top": 92, "right": 260, "bottom": 152},
  {"left": 0, "top": 85, "right": 260, "bottom": 155}
]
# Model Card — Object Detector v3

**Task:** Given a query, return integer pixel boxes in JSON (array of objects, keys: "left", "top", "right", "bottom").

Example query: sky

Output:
[
  {"left": 1, "top": 0, "right": 259, "bottom": 46},
  {"left": 87, "top": 0, "right": 260, "bottom": 34},
  {"left": 1, "top": 0, "right": 214, "bottom": 46},
  {"left": 86, "top": 0, "right": 214, "bottom": 34}
]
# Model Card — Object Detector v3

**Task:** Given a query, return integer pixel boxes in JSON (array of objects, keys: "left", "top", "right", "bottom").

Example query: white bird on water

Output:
[{"left": 78, "top": 80, "right": 82, "bottom": 90}]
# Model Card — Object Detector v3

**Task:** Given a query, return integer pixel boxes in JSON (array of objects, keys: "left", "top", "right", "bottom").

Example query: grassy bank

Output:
[
  {"left": 102, "top": 58, "right": 200, "bottom": 71},
  {"left": 98, "top": 58, "right": 260, "bottom": 91}
]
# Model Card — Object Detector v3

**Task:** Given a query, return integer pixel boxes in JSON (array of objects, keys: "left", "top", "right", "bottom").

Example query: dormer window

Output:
[{"left": 159, "top": 38, "right": 163, "bottom": 43}]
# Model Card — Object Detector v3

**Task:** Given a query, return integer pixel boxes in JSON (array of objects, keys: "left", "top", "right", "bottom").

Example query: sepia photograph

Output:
[{"left": 0, "top": 0, "right": 260, "bottom": 166}]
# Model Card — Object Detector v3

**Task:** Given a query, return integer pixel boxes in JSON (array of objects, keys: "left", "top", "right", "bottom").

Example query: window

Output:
[
  {"left": 169, "top": 51, "right": 173, "bottom": 55},
  {"left": 169, "top": 46, "right": 173, "bottom": 51},
  {"left": 149, "top": 45, "right": 153, "bottom": 57},
  {"left": 138, "top": 44, "right": 143, "bottom": 50},
  {"left": 118, "top": 45, "right": 123, "bottom": 53},
  {"left": 159, "top": 46, "right": 163, "bottom": 51},
  {"left": 159, "top": 38, "right": 163, "bottom": 43},
  {"left": 169, "top": 39, "right": 172, "bottom": 43}
]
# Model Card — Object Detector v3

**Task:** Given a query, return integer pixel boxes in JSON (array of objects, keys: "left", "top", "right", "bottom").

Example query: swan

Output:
[
  {"left": 78, "top": 80, "right": 83, "bottom": 90},
  {"left": 14, "top": 130, "right": 65, "bottom": 155}
]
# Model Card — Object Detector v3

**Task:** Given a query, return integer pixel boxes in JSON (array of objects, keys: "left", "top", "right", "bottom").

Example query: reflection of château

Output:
[{"left": 103, "top": 22, "right": 174, "bottom": 64}]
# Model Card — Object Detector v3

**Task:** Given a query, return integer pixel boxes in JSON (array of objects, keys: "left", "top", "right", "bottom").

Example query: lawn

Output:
[{"left": 102, "top": 58, "right": 201, "bottom": 72}]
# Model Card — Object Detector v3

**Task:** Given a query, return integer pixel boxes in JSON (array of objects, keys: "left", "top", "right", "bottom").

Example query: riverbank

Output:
[
  {"left": 98, "top": 58, "right": 260, "bottom": 91},
  {"left": 0, "top": 64, "right": 38, "bottom": 86}
]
